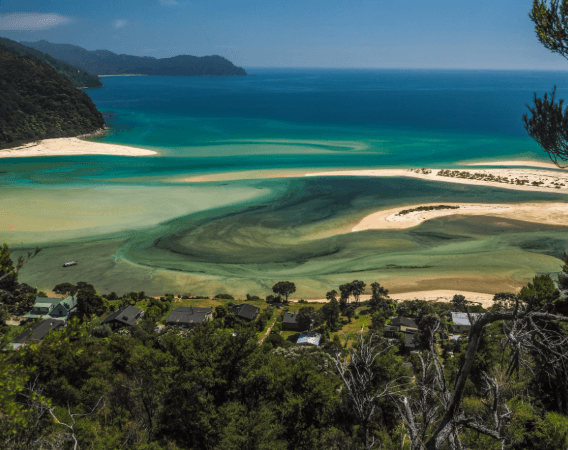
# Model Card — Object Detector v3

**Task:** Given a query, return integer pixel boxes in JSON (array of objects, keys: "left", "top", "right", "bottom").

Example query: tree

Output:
[
  {"left": 76, "top": 282, "right": 105, "bottom": 319},
  {"left": 519, "top": 273, "right": 560, "bottom": 308},
  {"left": 524, "top": 1, "right": 568, "bottom": 166},
  {"left": 369, "top": 281, "right": 391, "bottom": 313},
  {"left": 344, "top": 304, "right": 356, "bottom": 323},
  {"left": 339, "top": 283, "right": 352, "bottom": 303},
  {"left": 0, "top": 243, "right": 40, "bottom": 291},
  {"left": 350, "top": 280, "right": 366, "bottom": 305},
  {"left": 215, "top": 304, "right": 228, "bottom": 319},
  {"left": 272, "top": 281, "right": 296, "bottom": 302},
  {"left": 53, "top": 282, "right": 78, "bottom": 297},
  {"left": 297, "top": 306, "right": 320, "bottom": 331},
  {"left": 321, "top": 297, "right": 340, "bottom": 330}
]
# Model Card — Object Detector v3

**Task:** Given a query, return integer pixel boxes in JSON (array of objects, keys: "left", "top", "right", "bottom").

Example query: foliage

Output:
[
  {"left": 0, "top": 45, "right": 105, "bottom": 147},
  {"left": 272, "top": 281, "right": 296, "bottom": 301}
]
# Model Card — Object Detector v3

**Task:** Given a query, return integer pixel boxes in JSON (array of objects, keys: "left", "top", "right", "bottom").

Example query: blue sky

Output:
[{"left": 0, "top": 0, "right": 565, "bottom": 69}]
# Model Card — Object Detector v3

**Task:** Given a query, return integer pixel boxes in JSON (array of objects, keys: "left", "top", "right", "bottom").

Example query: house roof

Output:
[
  {"left": 229, "top": 304, "right": 260, "bottom": 320},
  {"left": 101, "top": 305, "right": 143, "bottom": 326},
  {"left": 297, "top": 332, "right": 321, "bottom": 346},
  {"left": 23, "top": 296, "right": 75, "bottom": 319},
  {"left": 167, "top": 306, "right": 212, "bottom": 325},
  {"left": 282, "top": 312, "right": 299, "bottom": 324},
  {"left": 391, "top": 316, "right": 418, "bottom": 329},
  {"left": 11, "top": 319, "right": 65, "bottom": 347},
  {"left": 451, "top": 312, "right": 482, "bottom": 327},
  {"left": 405, "top": 332, "right": 419, "bottom": 349}
]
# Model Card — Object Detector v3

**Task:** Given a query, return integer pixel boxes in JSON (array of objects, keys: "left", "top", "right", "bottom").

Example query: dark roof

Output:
[
  {"left": 229, "top": 304, "right": 260, "bottom": 320},
  {"left": 167, "top": 306, "right": 212, "bottom": 325},
  {"left": 12, "top": 319, "right": 65, "bottom": 345},
  {"left": 101, "top": 305, "right": 143, "bottom": 326},
  {"left": 384, "top": 325, "right": 399, "bottom": 332},
  {"left": 404, "top": 332, "right": 419, "bottom": 349},
  {"left": 282, "top": 312, "right": 299, "bottom": 324},
  {"left": 391, "top": 316, "right": 418, "bottom": 329}
]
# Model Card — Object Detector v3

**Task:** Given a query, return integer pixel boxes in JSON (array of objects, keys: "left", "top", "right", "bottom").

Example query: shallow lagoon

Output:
[{"left": 3, "top": 69, "right": 568, "bottom": 295}]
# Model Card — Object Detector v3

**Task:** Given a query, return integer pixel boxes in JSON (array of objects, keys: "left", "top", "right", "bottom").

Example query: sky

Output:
[{"left": 0, "top": 0, "right": 566, "bottom": 70}]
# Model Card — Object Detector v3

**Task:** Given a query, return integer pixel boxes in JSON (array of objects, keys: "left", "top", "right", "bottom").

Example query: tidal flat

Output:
[{"left": 7, "top": 176, "right": 568, "bottom": 297}]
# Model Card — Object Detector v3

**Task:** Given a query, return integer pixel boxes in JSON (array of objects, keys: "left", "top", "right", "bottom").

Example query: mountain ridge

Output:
[{"left": 21, "top": 40, "right": 247, "bottom": 77}]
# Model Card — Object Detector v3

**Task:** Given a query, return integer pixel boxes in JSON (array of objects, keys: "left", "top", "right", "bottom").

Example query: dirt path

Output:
[{"left": 258, "top": 315, "right": 279, "bottom": 344}]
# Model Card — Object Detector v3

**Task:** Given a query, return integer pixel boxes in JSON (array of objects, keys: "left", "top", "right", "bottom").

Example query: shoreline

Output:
[
  {"left": 460, "top": 159, "right": 562, "bottom": 169},
  {"left": 291, "top": 290, "right": 497, "bottom": 307},
  {"left": 0, "top": 137, "right": 158, "bottom": 158},
  {"left": 351, "top": 201, "right": 568, "bottom": 231}
]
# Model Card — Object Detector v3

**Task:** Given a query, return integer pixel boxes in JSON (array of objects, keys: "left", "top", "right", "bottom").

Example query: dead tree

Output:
[
  {"left": 397, "top": 295, "right": 568, "bottom": 450},
  {"left": 335, "top": 331, "right": 409, "bottom": 450}
]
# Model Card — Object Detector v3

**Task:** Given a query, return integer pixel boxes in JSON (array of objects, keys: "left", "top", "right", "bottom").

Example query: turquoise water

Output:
[{"left": 2, "top": 69, "right": 568, "bottom": 296}]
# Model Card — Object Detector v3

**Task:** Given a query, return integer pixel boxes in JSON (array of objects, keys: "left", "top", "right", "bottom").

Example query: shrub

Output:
[{"left": 91, "top": 324, "right": 112, "bottom": 338}]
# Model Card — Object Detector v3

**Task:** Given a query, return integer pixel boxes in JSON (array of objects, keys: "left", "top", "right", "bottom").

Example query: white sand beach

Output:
[
  {"left": 352, "top": 202, "right": 568, "bottom": 231},
  {"left": 461, "top": 159, "right": 562, "bottom": 169},
  {"left": 0, "top": 138, "right": 157, "bottom": 158},
  {"left": 305, "top": 167, "right": 568, "bottom": 193},
  {"left": 292, "top": 290, "right": 496, "bottom": 307}
]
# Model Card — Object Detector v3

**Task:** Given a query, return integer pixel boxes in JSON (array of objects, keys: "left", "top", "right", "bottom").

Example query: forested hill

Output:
[
  {"left": 21, "top": 40, "right": 248, "bottom": 76},
  {"left": 0, "top": 45, "right": 105, "bottom": 148},
  {"left": 0, "top": 38, "right": 102, "bottom": 88}
]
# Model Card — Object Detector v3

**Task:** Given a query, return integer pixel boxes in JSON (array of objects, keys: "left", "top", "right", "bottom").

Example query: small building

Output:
[
  {"left": 390, "top": 316, "right": 418, "bottom": 333},
  {"left": 297, "top": 332, "right": 321, "bottom": 346},
  {"left": 101, "top": 305, "right": 144, "bottom": 330},
  {"left": 166, "top": 306, "right": 212, "bottom": 329},
  {"left": 23, "top": 296, "right": 76, "bottom": 321},
  {"left": 282, "top": 312, "right": 304, "bottom": 331},
  {"left": 9, "top": 319, "right": 65, "bottom": 350},
  {"left": 229, "top": 304, "right": 260, "bottom": 321},
  {"left": 451, "top": 312, "right": 482, "bottom": 333}
]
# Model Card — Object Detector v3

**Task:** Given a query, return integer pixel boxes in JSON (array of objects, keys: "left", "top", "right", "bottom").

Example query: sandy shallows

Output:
[
  {"left": 351, "top": 202, "right": 568, "bottom": 231},
  {"left": 0, "top": 138, "right": 157, "bottom": 158}
]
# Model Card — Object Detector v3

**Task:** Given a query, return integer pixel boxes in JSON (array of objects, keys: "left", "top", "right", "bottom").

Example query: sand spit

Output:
[
  {"left": 461, "top": 159, "right": 561, "bottom": 169},
  {"left": 292, "top": 290, "right": 496, "bottom": 307},
  {"left": 305, "top": 167, "right": 568, "bottom": 193},
  {"left": 352, "top": 202, "right": 568, "bottom": 231},
  {"left": 0, "top": 138, "right": 157, "bottom": 158}
]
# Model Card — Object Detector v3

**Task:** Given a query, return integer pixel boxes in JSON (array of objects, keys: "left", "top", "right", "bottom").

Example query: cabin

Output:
[
  {"left": 390, "top": 316, "right": 418, "bottom": 333},
  {"left": 297, "top": 332, "right": 321, "bottom": 346},
  {"left": 384, "top": 316, "right": 421, "bottom": 352},
  {"left": 9, "top": 319, "right": 65, "bottom": 350},
  {"left": 282, "top": 312, "right": 304, "bottom": 331},
  {"left": 451, "top": 312, "right": 482, "bottom": 333},
  {"left": 229, "top": 303, "right": 260, "bottom": 321},
  {"left": 166, "top": 306, "right": 212, "bottom": 329},
  {"left": 23, "top": 296, "right": 76, "bottom": 320},
  {"left": 101, "top": 305, "right": 144, "bottom": 330}
]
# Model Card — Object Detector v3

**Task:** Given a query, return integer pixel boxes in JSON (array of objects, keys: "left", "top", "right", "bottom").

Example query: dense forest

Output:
[
  {"left": 2, "top": 243, "right": 568, "bottom": 449},
  {"left": 0, "top": 38, "right": 102, "bottom": 88},
  {"left": 21, "top": 40, "right": 248, "bottom": 76},
  {"left": 0, "top": 45, "right": 105, "bottom": 148}
]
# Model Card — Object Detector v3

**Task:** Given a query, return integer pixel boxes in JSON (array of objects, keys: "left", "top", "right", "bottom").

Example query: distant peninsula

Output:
[
  {"left": 21, "top": 40, "right": 248, "bottom": 77},
  {"left": 0, "top": 37, "right": 102, "bottom": 88},
  {"left": 0, "top": 44, "right": 105, "bottom": 148}
]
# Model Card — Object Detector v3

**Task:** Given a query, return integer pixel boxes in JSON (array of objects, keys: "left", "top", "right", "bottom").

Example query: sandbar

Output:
[
  {"left": 461, "top": 159, "right": 562, "bottom": 169},
  {"left": 352, "top": 202, "right": 568, "bottom": 231},
  {"left": 0, "top": 138, "right": 157, "bottom": 158},
  {"left": 305, "top": 168, "right": 568, "bottom": 193}
]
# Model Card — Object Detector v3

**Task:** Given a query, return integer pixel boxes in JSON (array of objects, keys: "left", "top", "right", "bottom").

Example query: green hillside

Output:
[{"left": 0, "top": 44, "right": 106, "bottom": 148}]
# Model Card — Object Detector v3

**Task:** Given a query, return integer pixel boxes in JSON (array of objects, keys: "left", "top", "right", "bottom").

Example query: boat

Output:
[{"left": 63, "top": 261, "right": 78, "bottom": 267}]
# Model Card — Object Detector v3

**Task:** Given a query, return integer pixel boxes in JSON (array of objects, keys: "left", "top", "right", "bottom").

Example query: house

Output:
[
  {"left": 390, "top": 316, "right": 418, "bottom": 333},
  {"left": 9, "top": 319, "right": 65, "bottom": 350},
  {"left": 23, "top": 296, "right": 76, "bottom": 320},
  {"left": 166, "top": 306, "right": 212, "bottom": 329},
  {"left": 101, "top": 305, "right": 144, "bottom": 330},
  {"left": 229, "top": 303, "right": 260, "bottom": 321},
  {"left": 297, "top": 332, "right": 321, "bottom": 346},
  {"left": 451, "top": 312, "right": 482, "bottom": 333},
  {"left": 282, "top": 312, "right": 304, "bottom": 331}
]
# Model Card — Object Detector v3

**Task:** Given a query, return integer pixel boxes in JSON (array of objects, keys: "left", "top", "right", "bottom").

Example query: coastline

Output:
[
  {"left": 0, "top": 137, "right": 158, "bottom": 158},
  {"left": 352, "top": 202, "right": 568, "bottom": 231},
  {"left": 460, "top": 159, "right": 562, "bottom": 169},
  {"left": 292, "top": 290, "right": 496, "bottom": 307}
]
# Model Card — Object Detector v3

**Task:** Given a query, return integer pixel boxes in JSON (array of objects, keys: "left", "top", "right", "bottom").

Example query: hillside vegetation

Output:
[
  {"left": 0, "top": 45, "right": 105, "bottom": 148},
  {"left": 22, "top": 40, "right": 247, "bottom": 76},
  {"left": 0, "top": 37, "right": 102, "bottom": 88}
]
